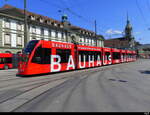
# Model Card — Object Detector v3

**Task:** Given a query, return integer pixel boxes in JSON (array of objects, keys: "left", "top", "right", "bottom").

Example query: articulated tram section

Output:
[{"left": 17, "top": 40, "right": 137, "bottom": 76}]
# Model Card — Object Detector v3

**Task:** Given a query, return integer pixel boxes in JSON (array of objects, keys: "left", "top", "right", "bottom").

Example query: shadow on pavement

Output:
[{"left": 139, "top": 70, "right": 150, "bottom": 74}]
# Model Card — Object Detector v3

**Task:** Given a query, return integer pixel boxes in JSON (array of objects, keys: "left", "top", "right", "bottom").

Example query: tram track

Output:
[
  {"left": 0, "top": 74, "right": 76, "bottom": 91},
  {"left": 12, "top": 69, "right": 103, "bottom": 112},
  {"left": 0, "top": 75, "right": 74, "bottom": 104},
  {"left": 0, "top": 67, "right": 103, "bottom": 112},
  {"left": 0, "top": 68, "right": 99, "bottom": 100},
  {"left": 0, "top": 61, "right": 137, "bottom": 112},
  {"left": 13, "top": 63, "right": 135, "bottom": 112},
  {"left": 0, "top": 66, "right": 105, "bottom": 92}
]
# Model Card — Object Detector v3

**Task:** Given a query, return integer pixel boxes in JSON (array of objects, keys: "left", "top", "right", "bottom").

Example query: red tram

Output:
[
  {"left": 132, "top": 51, "right": 137, "bottom": 61},
  {"left": 121, "top": 50, "right": 127, "bottom": 63},
  {"left": 102, "top": 47, "right": 112, "bottom": 65},
  {"left": 18, "top": 40, "right": 137, "bottom": 76},
  {"left": 77, "top": 45, "right": 102, "bottom": 69},
  {"left": 126, "top": 50, "right": 133, "bottom": 62},
  {"left": 0, "top": 53, "right": 13, "bottom": 69},
  {"left": 112, "top": 48, "right": 121, "bottom": 64}
]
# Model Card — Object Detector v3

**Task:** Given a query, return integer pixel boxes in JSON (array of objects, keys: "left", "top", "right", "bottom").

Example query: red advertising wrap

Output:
[{"left": 18, "top": 40, "right": 137, "bottom": 76}]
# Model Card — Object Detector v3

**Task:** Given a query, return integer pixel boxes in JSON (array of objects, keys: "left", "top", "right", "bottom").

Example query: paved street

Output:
[{"left": 0, "top": 59, "right": 150, "bottom": 112}]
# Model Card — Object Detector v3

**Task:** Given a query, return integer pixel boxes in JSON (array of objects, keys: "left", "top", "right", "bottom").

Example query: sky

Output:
[{"left": 0, "top": 0, "right": 150, "bottom": 44}]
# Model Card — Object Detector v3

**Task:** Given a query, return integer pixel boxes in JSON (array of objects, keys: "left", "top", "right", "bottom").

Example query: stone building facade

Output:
[
  {"left": 0, "top": 4, "right": 104, "bottom": 54},
  {"left": 104, "top": 16, "right": 137, "bottom": 50}
]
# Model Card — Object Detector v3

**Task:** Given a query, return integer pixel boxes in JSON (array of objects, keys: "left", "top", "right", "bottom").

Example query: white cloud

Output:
[
  {"left": 106, "top": 29, "right": 113, "bottom": 34},
  {"left": 134, "top": 32, "right": 141, "bottom": 35},
  {"left": 106, "top": 29, "right": 123, "bottom": 35}
]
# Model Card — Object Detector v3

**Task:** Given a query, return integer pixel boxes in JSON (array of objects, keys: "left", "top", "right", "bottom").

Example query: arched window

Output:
[
  {"left": 17, "top": 51, "right": 22, "bottom": 54},
  {"left": 5, "top": 51, "right": 12, "bottom": 54}
]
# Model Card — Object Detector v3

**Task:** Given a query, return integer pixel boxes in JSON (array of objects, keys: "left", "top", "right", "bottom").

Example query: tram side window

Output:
[
  {"left": 113, "top": 52, "right": 121, "bottom": 59},
  {"left": 122, "top": 53, "right": 126, "bottom": 59},
  {"left": 79, "top": 51, "right": 101, "bottom": 62},
  {"left": 32, "top": 46, "right": 51, "bottom": 64},
  {"left": 79, "top": 51, "right": 91, "bottom": 62},
  {"left": 130, "top": 54, "right": 133, "bottom": 58},
  {"left": 5, "top": 58, "right": 12, "bottom": 63},
  {"left": 79, "top": 51, "right": 84, "bottom": 62},
  {"left": 0, "top": 58, "right": 4, "bottom": 64},
  {"left": 105, "top": 52, "right": 111, "bottom": 60},
  {"left": 122, "top": 53, "right": 125, "bottom": 57},
  {"left": 43, "top": 48, "right": 51, "bottom": 64},
  {"left": 127, "top": 54, "right": 131, "bottom": 58},
  {"left": 0, "top": 58, "right": 12, "bottom": 64},
  {"left": 88, "top": 51, "right": 93, "bottom": 60},
  {"left": 94, "top": 51, "right": 102, "bottom": 61},
  {"left": 128, "top": 54, "right": 130, "bottom": 58},
  {"left": 56, "top": 49, "right": 71, "bottom": 63}
]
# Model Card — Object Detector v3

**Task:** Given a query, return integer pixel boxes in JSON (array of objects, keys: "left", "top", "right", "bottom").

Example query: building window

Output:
[
  {"left": 5, "top": 20, "right": 10, "bottom": 28},
  {"left": 54, "top": 23, "right": 57, "bottom": 27},
  {"left": 61, "top": 32, "right": 64, "bottom": 40},
  {"left": 62, "top": 32, "right": 66, "bottom": 40},
  {"left": 17, "top": 35, "right": 22, "bottom": 45},
  {"left": 58, "top": 32, "right": 62, "bottom": 39},
  {"left": 91, "top": 39, "right": 94, "bottom": 46},
  {"left": 32, "top": 37, "right": 36, "bottom": 40},
  {"left": 98, "top": 40, "right": 101, "bottom": 46},
  {"left": 94, "top": 39, "right": 96, "bottom": 46},
  {"left": 55, "top": 31, "right": 58, "bottom": 38},
  {"left": 68, "top": 32, "right": 71, "bottom": 37},
  {"left": 30, "top": 15, "right": 36, "bottom": 21},
  {"left": 64, "top": 33, "right": 67, "bottom": 39},
  {"left": 4, "top": 34, "right": 11, "bottom": 45},
  {"left": 101, "top": 42, "right": 104, "bottom": 47},
  {"left": 83, "top": 37, "right": 85, "bottom": 43},
  {"left": 79, "top": 39, "right": 82, "bottom": 44},
  {"left": 32, "top": 26, "right": 36, "bottom": 34},
  {"left": 17, "top": 23, "right": 22, "bottom": 31},
  {"left": 89, "top": 38, "right": 92, "bottom": 45},
  {"left": 39, "top": 18, "right": 44, "bottom": 23},
  {"left": 51, "top": 30, "right": 56, "bottom": 38},
  {"left": 48, "top": 30, "right": 51, "bottom": 37},
  {"left": 51, "top": 22, "right": 54, "bottom": 26},
  {"left": 87, "top": 38, "right": 89, "bottom": 44},
  {"left": 41, "top": 28, "right": 44, "bottom": 36},
  {"left": 86, "top": 38, "right": 89, "bottom": 44}
]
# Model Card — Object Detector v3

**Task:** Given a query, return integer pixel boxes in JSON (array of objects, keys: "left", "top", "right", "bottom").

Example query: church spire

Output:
[
  {"left": 125, "top": 13, "right": 133, "bottom": 39},
  {"left": 127, "top": 12, "right": 130, "bottom": 24}
]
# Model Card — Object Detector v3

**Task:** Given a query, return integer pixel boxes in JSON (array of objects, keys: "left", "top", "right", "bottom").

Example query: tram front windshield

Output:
[
  {"left": 23, "top": 40, "right": 39, "bottom": 54},
  {"left": 21, "top": 40, "right": 39, "bottom": 62}
]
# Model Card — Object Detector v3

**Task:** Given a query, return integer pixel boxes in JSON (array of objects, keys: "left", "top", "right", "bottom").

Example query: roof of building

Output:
[
  {"left": 105, "top": 37, "right": 129, "bottom": 41},
  {"left": 0, "top": 4, "right": 104, "bottom": 40},
  {"left": 137, "top": 44, "right": 150, "bottom": 49}
]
